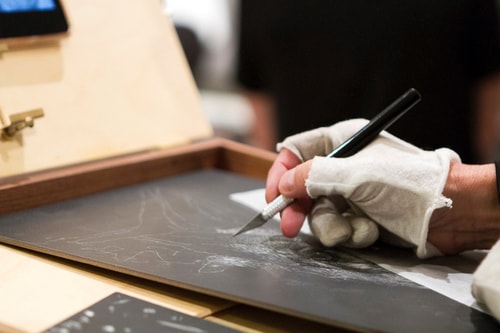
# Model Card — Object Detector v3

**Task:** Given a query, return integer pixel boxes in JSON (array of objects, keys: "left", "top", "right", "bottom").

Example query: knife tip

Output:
[{"left": 232, "top": 214, "right": 266, "bottom": 237}]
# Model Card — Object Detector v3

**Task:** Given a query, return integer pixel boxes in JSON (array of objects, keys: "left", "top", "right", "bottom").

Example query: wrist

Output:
[{"left": 428, "top": 162, "right": 500, "bottom": 254}]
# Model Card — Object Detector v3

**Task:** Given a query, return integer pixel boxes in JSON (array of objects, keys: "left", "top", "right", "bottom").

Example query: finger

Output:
[
  {"left": 278, "top": 160, "right": 313, "bottom": 199},
  {"left": 280, "top": 197, "right": 312, "bottom": 237},
  {"left": 341, "top": 214, "right": 379, "bottom": 248},
  {"left": 309, "top": 197, "right": 352, "bottom": 247},
  {"left": 266, "top": 149, "right": 302, "bottom": 202},
  {"left": 277, "top": 161, "right": 314, "bottom": 237}
]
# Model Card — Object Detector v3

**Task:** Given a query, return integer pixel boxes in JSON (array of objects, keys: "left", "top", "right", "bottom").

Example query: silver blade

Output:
[{"left": 232, "top": 213, "right": 268, "bottom": 237}]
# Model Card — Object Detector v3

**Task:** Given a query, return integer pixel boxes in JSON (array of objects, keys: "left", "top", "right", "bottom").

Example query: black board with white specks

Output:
[{"left": 0, "top": 170, "right": 497, "bottom": 332}]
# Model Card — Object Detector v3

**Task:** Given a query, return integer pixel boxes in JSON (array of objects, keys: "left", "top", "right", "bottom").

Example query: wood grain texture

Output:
[
  {"left": 0, "top": 0, "right": 212, "bottom": 177},
  {"left": 0, "top": 243, "right": 235, "bottom": 333},
  {"left": 0, "top": 138, "right": 275, "bottom": 215}
]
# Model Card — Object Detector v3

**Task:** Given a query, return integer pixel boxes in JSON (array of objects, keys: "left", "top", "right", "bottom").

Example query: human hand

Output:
[
  {"left": 472, "top": 239, "right": 500, "bottom": 322},
  {"left": 266, "top": 119, "right": 461, "bottom": 258}
]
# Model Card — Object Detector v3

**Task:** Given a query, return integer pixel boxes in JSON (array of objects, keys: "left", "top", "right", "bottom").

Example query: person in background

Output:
[{"left": 237, "top": 1, "right": 500, "bottom": 163}]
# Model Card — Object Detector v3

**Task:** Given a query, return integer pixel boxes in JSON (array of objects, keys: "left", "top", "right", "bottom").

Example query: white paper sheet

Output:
[{"left": 230, "top": 188, "right": 490, "bottom": 314}]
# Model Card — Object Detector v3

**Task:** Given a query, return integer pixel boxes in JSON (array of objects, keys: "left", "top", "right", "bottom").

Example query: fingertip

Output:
[
  {"left": 278, "top": 161, "right": 312, "bottom": 198},
  {"left": 278, "top": 169, "right": 296, "bottom": 195},
  {"left": 280, "top": 207, "right": 306, "bottom": 237}
]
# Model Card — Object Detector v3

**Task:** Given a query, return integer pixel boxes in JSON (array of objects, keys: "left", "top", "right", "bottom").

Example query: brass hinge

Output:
[{"left": 0, "top": 107, "right": 44, "bottom": 140}]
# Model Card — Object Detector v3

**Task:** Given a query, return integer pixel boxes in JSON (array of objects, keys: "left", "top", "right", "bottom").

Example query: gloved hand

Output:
[
  {"left": 277, "top": 118, "right": 461, "bottom": 258},
  {"left": 472, "top": 239, "right": 500, "bottom": 321}
]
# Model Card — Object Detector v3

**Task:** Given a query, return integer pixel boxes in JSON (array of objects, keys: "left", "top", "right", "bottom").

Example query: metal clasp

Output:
[{"left": 0, "top": 107, "right": 44, "bottom": 139}]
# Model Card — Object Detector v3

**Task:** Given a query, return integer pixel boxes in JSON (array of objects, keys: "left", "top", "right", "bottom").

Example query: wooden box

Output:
[
  {"left": 0, "top": 2, "right": 497, "bottom": 333},
  {"left": 0, "top": 137, "right": 285, "bottom": 333}
]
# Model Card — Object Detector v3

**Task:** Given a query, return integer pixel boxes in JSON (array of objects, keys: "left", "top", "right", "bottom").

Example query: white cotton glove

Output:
[
  {"left": 472, "top": 239, "right": 500, "bottom": 321},
  {"left": 278, "top": 119, "right": 461, "bottom": 258}
]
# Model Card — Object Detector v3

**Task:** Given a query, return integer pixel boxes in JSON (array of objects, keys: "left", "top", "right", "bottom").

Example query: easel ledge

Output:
[{"left": 0, "top": 138, "right": 276, "bottom": 216}]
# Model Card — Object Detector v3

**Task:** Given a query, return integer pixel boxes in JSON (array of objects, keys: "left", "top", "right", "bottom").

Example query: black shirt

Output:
[{"left": 238, "top": 0, "right": 500, "bottom": 163}]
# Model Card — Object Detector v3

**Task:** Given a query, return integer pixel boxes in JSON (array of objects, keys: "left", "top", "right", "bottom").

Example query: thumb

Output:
[{"left": 278, "top": 160, "right": 313, "bottom": 199}]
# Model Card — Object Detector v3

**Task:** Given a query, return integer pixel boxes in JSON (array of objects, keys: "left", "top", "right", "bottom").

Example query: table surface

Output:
[{"left": 0, "top": 243, "right": 344, "bottom": 333}]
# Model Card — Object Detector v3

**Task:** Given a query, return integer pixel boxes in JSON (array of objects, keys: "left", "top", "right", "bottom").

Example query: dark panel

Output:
[
  {"left": 0, "top": 170, "right": 497, "bottom": 332},
  {"left": 44, "top": 292, "right": 238, "bottom": 333}
]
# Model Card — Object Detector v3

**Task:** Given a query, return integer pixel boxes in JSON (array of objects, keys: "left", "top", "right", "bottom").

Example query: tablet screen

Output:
[
  {"left": 0, "top": 0, "right": 57, "bottom": 13},
  {"left": 0, "top": 0, "right": 69, "bottom": 40}
]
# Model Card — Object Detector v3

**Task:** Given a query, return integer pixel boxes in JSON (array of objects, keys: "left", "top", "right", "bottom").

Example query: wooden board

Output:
[
  {"left": 0, "top": 243, "right": 234, "bottom": 333},
  {"left": 0, "top": 0, "right": 212, "bottom": 178},
  {"left": 0, "top": 138, "right": 275, "bottom": 215},
  {"left": 0, "top": 139, "right": 273, "bottom": 333}
]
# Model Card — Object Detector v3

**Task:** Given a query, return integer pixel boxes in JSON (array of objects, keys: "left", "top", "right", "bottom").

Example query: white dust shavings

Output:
[
  {"left": 102, "top": 325, "right": 116, "bottom": 333},
  {"left": 156, "top": 320, "right": 208, "bottom": 333},
  {"left": 83, "top": 310, "right": 95, "bottom": 317},
  {"left": 198, "top": 255, "right": 255, "bottom": 273},
  {"left": 143, "top": 307, "right": 157, "bottom": 314}
]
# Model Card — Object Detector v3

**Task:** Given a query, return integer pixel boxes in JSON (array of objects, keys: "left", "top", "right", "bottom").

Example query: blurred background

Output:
[
  {"left": 163, "top": 0, "right": 254, "bottom": 145},
  {"left": 164, "top": 0, "right": 500, "bottom": 163}
]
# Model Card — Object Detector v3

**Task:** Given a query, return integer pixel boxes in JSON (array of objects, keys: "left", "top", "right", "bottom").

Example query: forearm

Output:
[{"left": 428, "top": 162, "right": 500, "bottom": 254}]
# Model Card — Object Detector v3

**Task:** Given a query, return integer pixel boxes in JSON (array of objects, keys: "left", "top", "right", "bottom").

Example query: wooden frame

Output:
[
  {"left": 0, "top": 139, "right": 342, "bottom": 333},
  {"left": 1, "top": 139, "right": 498, "bottom": 332},
  {"left": 0, "top": 138, "right": 276, "bottom": 216}
]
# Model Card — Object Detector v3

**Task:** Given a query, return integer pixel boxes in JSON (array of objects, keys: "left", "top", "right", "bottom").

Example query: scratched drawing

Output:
[
  {"left": 45, "top": 292, "right": 238, "bottom": 333},
  {"left": 0, "top": 170, "right": 409, "bottom": 286},
  {"left": 0, "top": 170, "right": 493, "bottom": 333}
]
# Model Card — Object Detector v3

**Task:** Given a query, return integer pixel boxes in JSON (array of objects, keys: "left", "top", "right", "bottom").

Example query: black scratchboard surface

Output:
[
  {"left": 0, "top": 169, "right": 497, "bottom": 333},
  {"left": 44, "top": 292, "right": 239, "bottom": 333}
]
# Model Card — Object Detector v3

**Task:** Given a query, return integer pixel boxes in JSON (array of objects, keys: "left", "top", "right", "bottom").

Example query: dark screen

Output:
[{"left": 0, "top": 0, "right": 68, "bottom": 39}]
